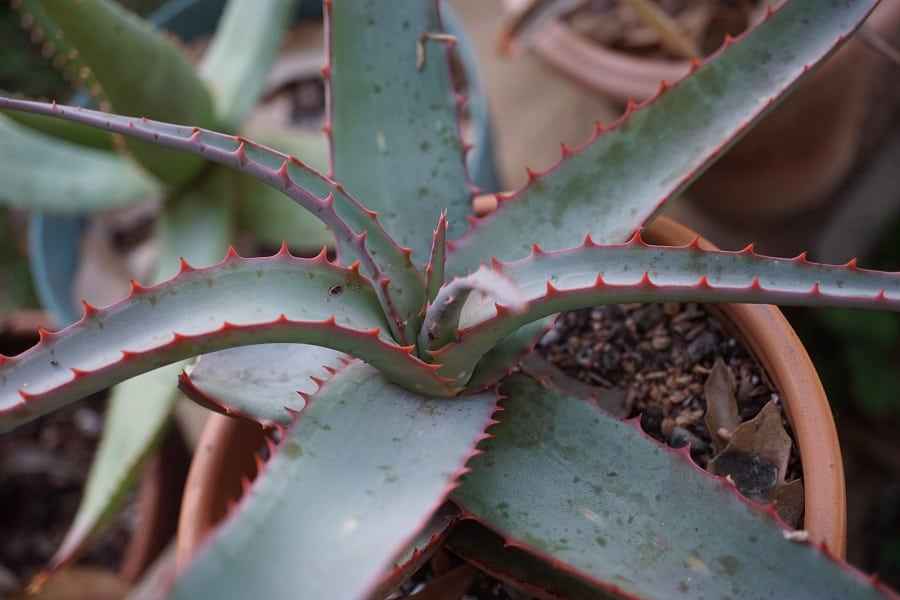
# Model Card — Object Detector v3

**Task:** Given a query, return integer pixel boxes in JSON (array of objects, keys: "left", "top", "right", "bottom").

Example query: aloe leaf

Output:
[
  {"left": 0, "top": 114, "right": 157, "bottom": 212},
  {"left": 172, "top": 362, "right": 497, "bottom": 599},
  {"left": 227, "top": 122, "right": 335, "bottom": 250},
  {"left": 30, "top": 0, "right": 218, "bottom": 185},
  {"left": 199, "top": 0, "right": 294, "bottom": 129},
  {"left": 419, "top": 268, "right": 527, "bottom": 353},
  {"left": 328, "top": 0, "right": 471, "bottom": 266},
  {"left": 446, "top": 0, "right": 880, "bottom": 274},
  {"left": 1, "top": 91, "right": 115, "bottom": 151},
  {"left": 433, "top": 238, "right": 900, "bottom": 384},
  {"left": 45, "top": 180, "right": 236, "bottom": 571},
  {"left": 180, "top": 343, "right": 347, "bottom": 427},
  {"left": 0, "top": 250, "right": 455, "bottom": 433},
  {"left": 452, "top": 374, "right": 890, "bottom": 598},
  {"left": 375, "top": 503, "right": 461, "bottom": 598},
  {"left": 0, "top": 98, "right": 424, "bottom": 344},
  {"left": 425, "top": 213, "right": 449, "bottom": 305}
]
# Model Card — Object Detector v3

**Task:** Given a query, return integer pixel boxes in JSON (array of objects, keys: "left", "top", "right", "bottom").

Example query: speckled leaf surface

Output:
[
  {"left": 0, "top": 115, "right": 157, "bottom": 212},
  {"left": 446, "top": 0, "right": 880, "bottom": 275},
  {"left": 328, "top": 0, "right": 471, "bottom": 266},
  {"left": 172, "top": 362, "right": 497, "bottom": 599},
  {"left": 452, "top": 375, "right": 888, "bottom": 599}
]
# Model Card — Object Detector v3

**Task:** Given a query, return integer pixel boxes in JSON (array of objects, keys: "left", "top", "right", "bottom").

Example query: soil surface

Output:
[{"left": 537, "top": 302, "right": 801, "bottom": 479}]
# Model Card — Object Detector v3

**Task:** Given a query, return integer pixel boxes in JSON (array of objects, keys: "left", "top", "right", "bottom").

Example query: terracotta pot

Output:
[
  {"left": 499, "top": 0, "right": 900, "bottom": 224},
  {"left": 175, "top": 215, "right": 846, "bottom": 570}
]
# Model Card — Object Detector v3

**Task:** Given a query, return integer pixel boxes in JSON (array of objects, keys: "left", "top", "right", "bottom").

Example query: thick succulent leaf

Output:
[
  {"left": 419, "top": 267, "right": 527, "bottom": 352},
  {"left": 49, "top": 180, "right": 237, "bottom": 571},
  {"left": 0, "top": 249, "right": 454, "bottom": 434},
  {"left": 0, "top": 98, "right": 424, "bottom": 344},
  {"left": 198, "top": 0, "right": 294, "bottom": 128},
  {"left": 433, "top": 237, "right": 900, "bottom": 384},
  {"left": 374, "top": 503, "right": 461, "bottom": 598},
  {"left": 452, "top": 374, "right": 891, "bottom": 599},
  {"left": 180, "top": 344, "right": 347, "bottom": 427},
  {"left": 0, "top": 114, "right": 157, "bottom": 212},
  {"left": 172, "top": 362, "right": 497, "bottom": 599},
  {"left": 446, "top": 0, "right": 880, "bottom": 275},
  {"left": 328, "top": 0, "right": 471, "bottom": 266}
]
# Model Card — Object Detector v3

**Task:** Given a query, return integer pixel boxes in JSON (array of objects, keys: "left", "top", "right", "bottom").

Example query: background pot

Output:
[
  {"left": 499, "top": 0, "right": 900, "bottom": 229},
  {"left": 175, "top": 215, "right": 847, "bottom": 581}
]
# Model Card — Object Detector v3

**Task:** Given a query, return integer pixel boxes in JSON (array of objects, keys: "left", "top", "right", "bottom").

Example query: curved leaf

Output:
[
  {"left": 452, "top": 374, "right": 890, "bottom": 599},
  {"left": 173, "top": 362, "right": 497, "bottom": 599},
  {"left": 0, "top": 98, "right": 424, "bottom": 344},
  {"left": 0, "top": 250, "right": 452, "bottom": 433},
  {"left": 446, "top": 0, "right": 880, "bottom": 275},
  {"left": 433, "top": 237, "right": 900, "bottom": 384},
  {"left": 0, "top": 114, "right": 157, "bottom": 212},
  {"left": 31, "top": 0, "right": 217, "bottom": 184},
  {"left": 1, "top": 91, "right": 115, "bottom": 151}
]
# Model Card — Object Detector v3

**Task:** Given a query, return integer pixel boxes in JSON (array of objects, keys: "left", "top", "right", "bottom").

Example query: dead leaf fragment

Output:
[
  {"left": 709, "top": 401, "right": 794, "bottom": 503},
  {"left": 703, "top": 357, "right": 739, "bottom": 454}
]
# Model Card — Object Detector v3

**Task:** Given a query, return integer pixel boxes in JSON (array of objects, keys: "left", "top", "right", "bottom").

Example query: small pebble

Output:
[
  {"left": 686, "top": 331, "right": 717, "bottom": 362},
  {"left": 668, "top": 426, "right": 709, "bottom": 454}
]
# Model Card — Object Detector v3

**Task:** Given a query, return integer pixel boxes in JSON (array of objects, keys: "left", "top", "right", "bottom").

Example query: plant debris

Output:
[{"left": 537, "top": 302, "right": 804, "bottom": 524}]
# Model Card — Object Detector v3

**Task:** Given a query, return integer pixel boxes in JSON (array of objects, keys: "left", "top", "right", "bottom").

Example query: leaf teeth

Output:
[
  {"left": 234, "top": 141, "right": 249, "bottom": 166},
  {"left": 178, "top": 257, "right": 196, "bottom": 273},
  {"left": 276, "top": 242, "right": 292, "bottom": 258},
  {"left": 36, "top": 327, "right": 55, "bottom": 344},
  {"left": 80, "top": 301, "right": 100, "bottom": 318},
  {"left": 276, "top": 161, "right": 293, "bottom": 189}
]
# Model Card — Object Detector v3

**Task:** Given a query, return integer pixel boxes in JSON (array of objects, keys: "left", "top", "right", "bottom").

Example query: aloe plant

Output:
[
  {"left": 4, "top": 0, "right": 489, "bottom": 573},
  {"left": 1, "top": 0, "right": 899, "bottom": 597}
]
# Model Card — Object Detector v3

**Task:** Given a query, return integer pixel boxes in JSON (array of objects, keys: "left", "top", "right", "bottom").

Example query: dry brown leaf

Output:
[
  {"left": 775, "top": 478, "right": 806, "bottom": 529},
  {"left": 709, "top": 401, "right": 793, "bottom": 503},
  {"left": 703, "top": 357, "right": 739, "bottom": 454}
]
